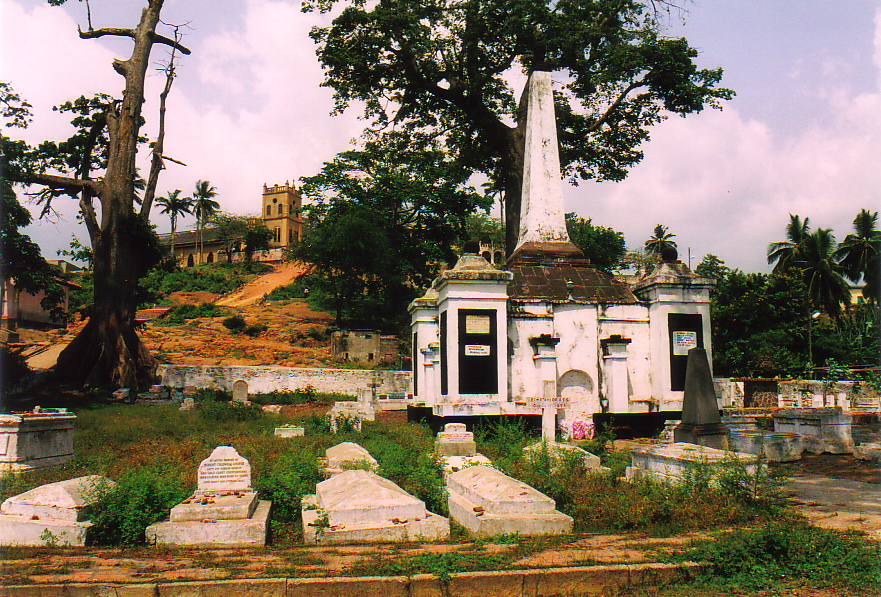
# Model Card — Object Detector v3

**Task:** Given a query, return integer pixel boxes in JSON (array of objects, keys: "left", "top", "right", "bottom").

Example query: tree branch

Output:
[
  {"left": 584, "top": 80, "right": 646, "bottom": 133},
  {"left": 22, "top": 172, "right": 102, "bottom": 195},
  {"left": 78, "top": 26, "right": 191, "bottom": 55}
]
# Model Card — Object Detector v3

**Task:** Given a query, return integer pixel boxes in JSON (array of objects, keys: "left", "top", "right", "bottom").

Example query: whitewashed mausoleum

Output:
[{"left": 409, "top": 71, "right": 714, "bottom": 435}]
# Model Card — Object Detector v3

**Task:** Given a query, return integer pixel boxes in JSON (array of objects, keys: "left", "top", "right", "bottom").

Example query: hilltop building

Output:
[
  {"left": 160, "top": 182, "right": 303, "bottom": 266},
  {"left": 408, "top": 71, "right": 714, "bottom": 435}
]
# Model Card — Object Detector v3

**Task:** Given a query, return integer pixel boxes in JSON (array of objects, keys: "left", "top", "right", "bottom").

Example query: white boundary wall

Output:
[{"left": 156, "top": 364, "right": 411, "bottom": 399}]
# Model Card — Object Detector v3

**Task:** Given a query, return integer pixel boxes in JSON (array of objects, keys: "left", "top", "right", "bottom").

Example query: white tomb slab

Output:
[
  {"left": 436, "top": 423, "right": 478, "bottom": 456},
  {"left": 0, "top": 475, "right": 112, "bottom": 546},
  {"left": 446, "top": 465, "right": 573, "bottom": 537},
  {"left": 772, "top": 408, "right": 854, "bottom": 454},
  {"left": 323, "top": 442, "right": 379, "bottom": 477},
  {"left": 0, "top": 408, "right": 76, "bottom": 472},
  {"left": 442, "top": 453, "right": 493, "bottom": 476},
  {"left": 728, "top": 431, "right": 804, "bottom": 462},
  {"left": 626, "top": 442, "right": 760, "bottom": 484},
  {"left": 146, "top": 446, "right": 269, "bottom": 547},
  {"left": 301, "top": 469, "right": 448, "bottom": 544},
  {"left": 274, "top": 425, "right": 305, "bottom": 438}
]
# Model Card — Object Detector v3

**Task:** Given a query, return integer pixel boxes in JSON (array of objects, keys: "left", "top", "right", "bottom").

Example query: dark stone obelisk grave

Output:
[{"left": 674, "top": 348, "right": 730, "bottom": 449}]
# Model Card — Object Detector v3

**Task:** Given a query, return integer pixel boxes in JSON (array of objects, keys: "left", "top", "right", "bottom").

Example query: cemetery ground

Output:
[
  {"left": 4, "top": 265, "right": 879, "bottom": 596},
  {"left": 1, "top": 392, "right": 879, "bottom": 596}
]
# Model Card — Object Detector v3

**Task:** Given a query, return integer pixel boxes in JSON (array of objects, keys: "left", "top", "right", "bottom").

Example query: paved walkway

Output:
[{"left": 784, "top": 473, "right": 881, "bottom": 538}]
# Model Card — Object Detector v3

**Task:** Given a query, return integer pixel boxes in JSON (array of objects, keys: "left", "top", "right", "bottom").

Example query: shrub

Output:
[
  {"left": 157, "top": 302, "right": 227, "bottom": 325},
  {"left": 256, "top": 446, "right": 321, "bottom": 522},
  {"left": 197, "top": 400, "right": 263, "bottom": 422},
  {"left": 0, "top": 345, "right": 31, "bottom": 395},
  {"left": 671, "top": 520, "right": 881, "bottom": 592},
  {"left": 243, "top": 323, "right": 268, "bottom": 337},
  {"left": 222, "top": 315, "right": 247, "bottom": 332},
  {"left": 264, "top": 278, "right": 312, "bottom": 301},
  {"left": 195, "top": 388, "right": 231, "bottom": 402},
  {"left": 88, "top": 467, "right": 188, "bottom": 546}
]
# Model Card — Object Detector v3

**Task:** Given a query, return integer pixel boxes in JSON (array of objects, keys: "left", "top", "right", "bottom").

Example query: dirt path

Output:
[{"left": 215, "top": 261, "right": 309, "bottom": 307}]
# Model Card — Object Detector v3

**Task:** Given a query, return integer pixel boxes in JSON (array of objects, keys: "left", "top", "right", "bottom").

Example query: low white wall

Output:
[{"left": 156, "top": 364, "right": 412, "bottom": 399}]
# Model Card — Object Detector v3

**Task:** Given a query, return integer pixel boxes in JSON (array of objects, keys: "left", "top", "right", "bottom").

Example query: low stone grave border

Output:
[{"left": 0, "top": 561, "right": 707, "bottom": 596}]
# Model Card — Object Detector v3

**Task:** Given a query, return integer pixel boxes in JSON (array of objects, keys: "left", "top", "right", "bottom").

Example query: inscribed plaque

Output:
[
  {"left": 464, "top": 315, "right": 491, "bottom": 334},
  {"left": 464, "top": 344, "right": 491, "bottom": 357},
  {"left": 672, "top": 331, "right": 698, "bottom": 356},
  {"left": 197, "top": 446, "right": 251, "bottom": 491}
]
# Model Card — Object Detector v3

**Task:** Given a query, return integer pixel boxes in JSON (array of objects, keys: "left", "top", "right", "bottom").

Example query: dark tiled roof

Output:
[
  {"left": 507, "top": 241, "right": 638, "bottom": 304},
  {"left": 157, "top": 227, "right": 222, "bottom": 247}
]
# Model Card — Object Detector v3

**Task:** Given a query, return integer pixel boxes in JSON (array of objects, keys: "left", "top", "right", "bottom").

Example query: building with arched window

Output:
[{"left": 159, "top": 182, "right": 304, "bottom": 266}]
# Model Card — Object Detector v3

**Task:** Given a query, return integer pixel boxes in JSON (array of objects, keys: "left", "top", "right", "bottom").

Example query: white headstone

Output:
[
  {"left": 436, "top": 423, "right": 477, "bottom": 456},
  {"left": 197, "top": 446, "right": 251, "bottom": 491},
  {"left": 232, "top": 380, "right": 249, "bottom": 403}
]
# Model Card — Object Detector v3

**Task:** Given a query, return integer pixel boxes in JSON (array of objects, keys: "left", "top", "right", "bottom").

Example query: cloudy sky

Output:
[{"left": 2, "top": 0, "right": 878, "bottom": 273}]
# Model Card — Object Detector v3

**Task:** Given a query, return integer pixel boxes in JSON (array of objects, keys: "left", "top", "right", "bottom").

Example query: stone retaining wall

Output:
[
  {"left": 0, "top": 562, "right": 706, "bottom": 596},
  {"left": 156, "top": 364, "right": 412, "bottom": 400}
]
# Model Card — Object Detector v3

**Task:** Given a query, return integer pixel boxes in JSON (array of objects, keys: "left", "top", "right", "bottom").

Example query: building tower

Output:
[{"left": 261, "top": 181, "right": 303, "bottom": 247}]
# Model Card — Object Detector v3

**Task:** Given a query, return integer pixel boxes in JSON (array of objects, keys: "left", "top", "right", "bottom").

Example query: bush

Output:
[
  {"left": 256, "top": 446, "right": 321, "bottom": 522},
  {"left": 222, "top": 315, "right": 247, "bottom": 332},
  {"left": 88, "top": 467, "right": 188, "bottom": 546},
  {"left": 243, "top": 323, "right": 268, "bottom": 337},
  {"left": 264, "top": 277, "right": 312, "bottom": 301},
  {"left": 671, "top": 520, "right": 881, "bottom": 592},
  {"left": 195, "top": 388, "right": 231, "bottom": 402},
  {"left": 0, "top": 345, "right": 31, "bottom": 395},
  {"left": 197, "top": 400, "right": 263, "bottom": 422},
  {"left": 157, "top": 302, "right": 227, "bottom": 325}
]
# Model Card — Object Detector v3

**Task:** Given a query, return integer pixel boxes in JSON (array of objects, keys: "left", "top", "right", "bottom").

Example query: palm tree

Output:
[
  {"left": 644, "top": 224, "right": 677, "bottom": 255},
  {"left": 769, "top": 215, "right": 850, "bottom": 318},
  {"left": 767, "top": 214, "right": 810, "bottom": 274},
  {"left": 156, "top": 190, "right": 193, "bottom": 260},
  {"left": 834, "top": 209, "right": 880, "bottom": 304},
  {"left": 192, "top": 180, "right": 219, "bottom": 265},
  {"left": 799, "top": 228, "right": 851, "bottom": 319}
]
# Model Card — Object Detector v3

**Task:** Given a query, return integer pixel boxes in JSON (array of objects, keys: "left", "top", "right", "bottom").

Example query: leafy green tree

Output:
[
  {"left": 564, "top": 213, "right": 626, "bottom": 271},
  {"left": 0, "top": 83, "right": 64, "bottom": 320},
  {"left": 711, "top": 270, "right": 809, "bottom": 377},
  {"left": 834, "top": 209, "right": 879, "bottom": 305},
  {"left": 305, "top": 0, "right": 734, "bottom": 253},
  {"left": 241, "top": 222, "right": 274, "bottom": 269},
  {"left": 695, "top": 254, "right": 730, "bottom": 281},
  {"left": 294, "top": 133, "right": 490, "bottom": 327},
  {"left": 461, "top": 213, "right": 505, "bottom": 249},
  {"left": 644, "top": 224, "right": 677, "bottom": 255},
  {"left": 211, "top": 213, "right": 248, "bottom": 263},
  {"left": 2, "top": 1, "right": 191, "bottom": 389},
  {"left": 156, "top": 189, "right": 192, "bottom": 257},
  {"left": 192, "top": 180, "right": 219, "bottom": 264}
]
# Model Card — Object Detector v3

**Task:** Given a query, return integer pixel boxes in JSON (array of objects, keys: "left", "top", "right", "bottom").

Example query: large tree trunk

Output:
[{"left": 52, "top": 1, "right": 181, "bottom": 390}]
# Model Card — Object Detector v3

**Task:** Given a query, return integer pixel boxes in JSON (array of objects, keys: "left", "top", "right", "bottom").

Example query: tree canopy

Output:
[
  {"left": 565, "top": 212, "right": 626, "bottom": 271},
  {"left": 292, "top": 133, "right": 490, "bottom": 328},
  {"left": 305, "top": 0, "right": 733, "bottom": 253},
  {"left": 0, "top": 83, "right": 64, "bottom": 317}
]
